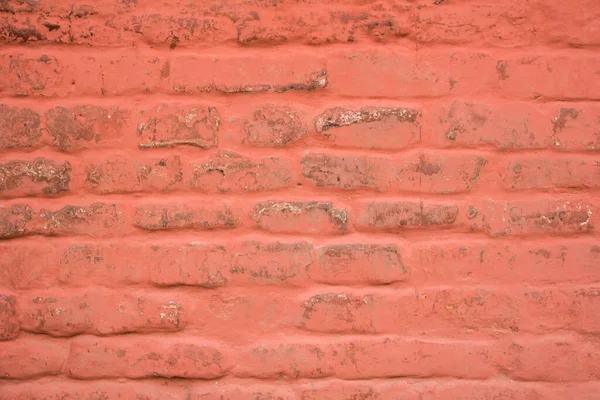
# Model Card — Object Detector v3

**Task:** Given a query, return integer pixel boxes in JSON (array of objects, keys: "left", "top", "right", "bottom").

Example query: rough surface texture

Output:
[{"left": 1, "top": 0, "right": 600, "bottom": 398}]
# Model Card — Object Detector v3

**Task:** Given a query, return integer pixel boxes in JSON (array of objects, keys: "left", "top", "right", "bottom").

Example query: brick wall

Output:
[{"left": 1, "top": 0, "right": 600, "bottom": 398}]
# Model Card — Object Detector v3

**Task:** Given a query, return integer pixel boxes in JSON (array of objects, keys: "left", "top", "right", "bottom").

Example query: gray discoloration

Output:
[
  {"left": 0, "top": 158, "right": 71, "bottom": 195},
  {"left": 315, "top": 106, "right": 419, "bottom": 133}
]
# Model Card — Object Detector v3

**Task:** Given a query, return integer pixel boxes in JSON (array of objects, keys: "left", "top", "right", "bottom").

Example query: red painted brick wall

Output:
[{"left": 1, "top": 0, "right": 600, "bottom": 398}]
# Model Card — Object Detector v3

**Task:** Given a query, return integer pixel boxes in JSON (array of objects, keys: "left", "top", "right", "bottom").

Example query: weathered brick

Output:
[
  {"left": 296, "top": 380, "right": 600, "bottom": 400},
  {"left": 469, "top": 199, "right": 594, "bottom": 237},
  {"left": 394, "top": 153, "right": 487, "bottom": 193},
  {"left": 356, "top": 199, "right": 595, "bottom": 236},
  {"left": 146, "top": 243, "right": 228, "bottom": 287},
  {"left": 428, "top": 102, "right": 600, "bottom": 151},
  {"left": 19, "top": 289, "right": 184, "bottom": 336},
  {"left": 328, "top": 50, "right": 600, "bottom": 99},
  {"left": 0, "top": 105, "right": 41, "bottom": 149},
  {"left": 40, "top": 202, "right": 122, "bottom": 237},
  {"left": 300, "top": 293, "right": 376, "bottom": 333},
  {"left": 191, "top": 384, "right": 295, "bottom": 400},
  {"left": 190, "top": 151, "right": 292, "bottom": 192},
  {"left": 314, "top": 106, "right": 421, "bottom": 149},
  {"left": 252, "top": 201, "right": 348, "bottom": 235},
  {"left": 412, "top": 240, "right": 600, "bottom": 284},
  {"left": 0, "top": 381, "right": 188, "bottom": 400},
  {"left": 66, "top": 336, "right": 228, "bottom": 379},
  {"left": 297, "top": 287, "right": 600, "bottom": 335},
  {"left": 85, "top": 155, "right": 183, "bottom": 193},
  {"left": 356, "top": 201, "right": 459, "bottom": 231},
  {"left": 243, "top": 104, "right": 309, "bottom": 147},
  {"left": 313, "top": 244, "right": 408, "bottom": 285},
  {"left": 168, "top": 54, "right": 327, "bottom": 94},
  {"left": 0, "top": 54, "right": 164, "bottom": 96},
  {"left": 0, "top": 204, "right": 34, "bottom": 239},
  {"left": 0, "top": 294, "right": 19, "bottom": 340},
  {"left": 301, "top": 153, "right": 390, "bottom": 191},
  {"left": 412, "top": 0, "right": 600, "bottom": 48},
  {"left": 235, "top": 337, "right": 493, "bottom": 379},
  {"left": 231, "top": 241, "right": 314, "bottom": 285},
  {"left": 137, "top": 104, "right": 219, "bottom": 149},
  {"left": 0, "top": 338, "right": 68, "bottom": 379},
  {"left": 45, "top": 105, "right": 128, "bottom": 152},
  {"left": 496, "top": 335, "right": 600, "bottom": 381},
  {"left": 504, "top": 158, "right": 600, "bottom": 190},
  {"left": 135, "top": 202, "right": 240, "bottom": 231},
  {"left": 0, "top": 158, "right": 71, "bottom": 197}
]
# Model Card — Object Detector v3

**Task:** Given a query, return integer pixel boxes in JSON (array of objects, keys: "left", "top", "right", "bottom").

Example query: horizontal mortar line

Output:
[
  {"left": 3, "top": 188, "right": 600, "bottom": 204},
  {"left": 4, "top": 145, "right": 600, "bottom": 159},
  {"left": 0, "top": 230, "right": 598, "bottom": 244},
  {"left": 1, "top": 42, "right": 600, "bottom": 56},
  {"left": 9, "top": 330, "right": 598, "bottom": 343},
  {"left": 1, "top": 189, "right": 599, "bottom": 203},
  {"left": 2, "top": 93, "right": 600, "bottom": 105},
  {"left": 1, "top": 92, "right": 599, "bottom": 103},
  {"left": 3, "top": 375, "right": 600, "bottom": 386},
  {"left": 10, "top": 282, "right": 600, "bottom": 293},
  {"left": 0, "top": 230, "right": 598, "bottom": 245}
]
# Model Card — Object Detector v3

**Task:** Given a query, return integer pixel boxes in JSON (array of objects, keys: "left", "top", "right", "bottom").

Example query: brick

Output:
[
  {"left": 496, "top": 335, "right": 600, "bottom": 381},
  {"left": 135, "top": 202, "right": 240, "bottom": 231},
  {"left": 0, "top": 242, "right": 144, "bottom": 289},
  {"left": 394, "top": 153, "right": 487, "bottom": 193},
  {"left": 236, "top": 7, "right": 408, "bottom": 45},
  {"left": 328, "top": 50, "right": 600, "bottom": 99},
  {"left": 493, "top": 55, "right": 600, "bottom": 100},
  {"left": 297, "top": 289, "right": 516, "bottom": 334},
  {"left": 0, "top": 105, "right": 41, "bottom": 149},
  {"left": 0, "top": 381, "right": 188, "bottom": 400},
  {"left": 521, "top": 287, "right": 600, "bottom": 334},
  {"left": 191, "top": 384, "right": 295, "bottom": 400},
  {"left": 0, "top": 53, "right": 79, "bottom": 97},
  {"left": 296, "top": 380, "right": 600, "bottom": 400},
  {"left": 504, "top": 158, "right": 600, "bottom": 190},
  {"left": 0, "top": 53, "right": 165, "bottom": 97},
  {"left": 468, "top": 199, "right": 594, "bottom": 237},
  {"left": 313, "top": 244, "right": 408, "bottom": 285},
  {"left": 0, "top": 158, "right": 71, "bottom": 197},
  {"left": 168, "top": 54, "right": 327, "bottom": 94},
  {"left": 296, "top": 286, "right": 600, "bottom": 335},
  {"left": 0, "top": 338, "right": 68, "bottom": 379},
  {"left": 0, "top": 204, "right": 33, "bottom": 239},
  {"left": 252, "top": 201, "right": 348, "bottom": 235},
  {"left": 412, "top": 240, "right": 600, "bottom": 284},
  {"left": 243, "top": 104, "right": 309, "bottom": 147},
  {"left": 300, "top": 293, "right": 376, "bottom": 333},
  {"left": 45, "top": 105, "right": 129, "bottom": 152},
  {"left": 235, "top": 337, "right": 493, "bottom": 379},
  {"left": 426, "top": 102, "right": 600, "bottom": 151},
  {"left": 415, "top": 0, "right": 600, "bottom": 48},
  {"left": 19, "top": 289, "right": 184, "bottom": 336},
  {"left": 327, "top": 50, "right": 489, "bottom": 98},
  {"left": 0, "top": 294, "right": 19, "bottom": 340},
  {"left": 356, "top": 199, "right": 595, "bottom": 236},
  {"left": 40, "top": 202, "right": 123, "bottom": 237},
  {"left": 0, "top": 241, "right": 231, "bottom": 289},
  {"left": 85, "top": 155, "right": 183, "bottom": 193},
  {"left": 356, "top": 201, "right": 459, "bottom": 231},
  {"left": 137, "top": 104, "right": 219, "bottom": 149},
  {"left": 190, "top": 151, "right": 292, "bottom": 192},
  {"left": 66, "top": 336, "right": 228, "bottom": 379},
  {"left": 231, "top": 241, "right": 314, "bottom": 285},
  {"left": 145, "top": 243, "right": 229, "bottom": 287},
  {"left": 313, "top": 106, "right": 421, "bottom": 149},
  {"left": 301, "top": 153, "right": 390, "bottom": 191}
]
